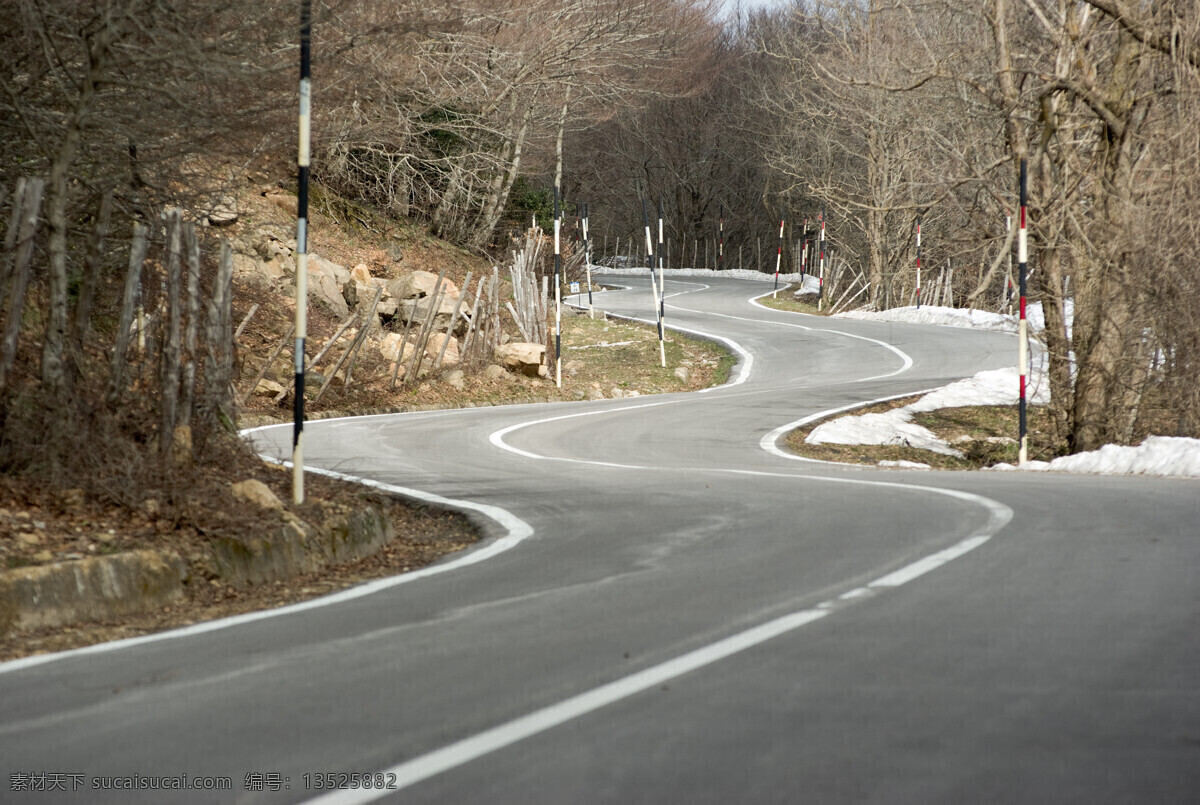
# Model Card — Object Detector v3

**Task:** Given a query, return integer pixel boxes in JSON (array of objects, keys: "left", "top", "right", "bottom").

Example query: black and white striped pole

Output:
[
  {"left": 554, "top": 188, "right": 562, "bottom": 388},
  {"left": 817, "top": 207, "right": 827, "bottom": 311},
  {"left": 1018, "top": 158, "right": 1029, "bottom": 464},
  {"left": 718, "top": 205, "right": 725, "bottom": 271},
  {"left": 656, "top": 198, "right": 666, "bottom": 367},
  {"left": 292, "top": 0, "right": 312, "bottom": 505},
  {"left": 641, "top": 198, "right": 662, "bottom": 355},
  {"left": 915, "top": 216, "right": 923, "bottom": 310},
  {"left": 1005, "top": 212, "right": 1014, "bottom": 314},
  {"left": 582, "top": 202, "right": 594, "bottom": 317},
  {"left": 772, "top": 210, "right": 785, "bottom": 297},
  {"left": 642, "top": 198, "right": 654, "bottom": 272}
]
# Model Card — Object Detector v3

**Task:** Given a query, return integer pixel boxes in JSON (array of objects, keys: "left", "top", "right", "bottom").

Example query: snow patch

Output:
[{"left": 988, "top": 436, "right": 1200, "bottom": 478}]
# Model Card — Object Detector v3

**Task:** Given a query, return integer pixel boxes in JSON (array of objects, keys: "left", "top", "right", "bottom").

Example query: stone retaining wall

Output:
[{"left": 0, "top": 502, "right": 392, "bottom": 636}]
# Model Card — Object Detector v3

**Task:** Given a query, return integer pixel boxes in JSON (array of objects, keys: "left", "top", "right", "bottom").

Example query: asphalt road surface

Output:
[{"left": 3, "top": 276, "right": 1197, "bottom": 804}]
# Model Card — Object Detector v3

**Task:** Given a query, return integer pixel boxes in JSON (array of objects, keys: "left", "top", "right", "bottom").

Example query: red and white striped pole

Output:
[
  {"left": 772, "top": 212, "right": 785, "bottom": 297},
  {"left": 915, "top": 217, "right": 922, "bottom": 310},
  {"left": 1018, "top": 159, "right": 1029, "bottom": 464},
  {"left": 800, "top": 217, "right": 809, "bottom": 279},
  {"left": 292, "top": 0, "right": 312, "bottom": 504}
]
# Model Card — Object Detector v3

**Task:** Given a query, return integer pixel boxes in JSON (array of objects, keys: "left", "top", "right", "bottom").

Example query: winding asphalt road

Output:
[{"left": 2, "top": 276, "right": 1197, "bottom": 804}]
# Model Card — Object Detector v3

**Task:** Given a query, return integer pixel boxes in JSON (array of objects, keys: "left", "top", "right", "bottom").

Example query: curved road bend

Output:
[{"left": 1, "top": 276, "right": 1197, "bottom": 804}]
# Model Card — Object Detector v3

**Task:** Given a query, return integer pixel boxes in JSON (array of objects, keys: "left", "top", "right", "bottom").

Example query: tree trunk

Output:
[
  {"left": 108, "top": 224, "right": 148, "bottom": 404},
  {"left": 43, "top": 22, "right": 112, "bottom": 395},
  {"left": 470, "top": 100, "right": 535, "bottom": 250},
  {"left": 0, "top": 179, "right": 45, "bottom": 392},
  {"left": 68, "top": 190, "right": 114, "bottom": 370}
]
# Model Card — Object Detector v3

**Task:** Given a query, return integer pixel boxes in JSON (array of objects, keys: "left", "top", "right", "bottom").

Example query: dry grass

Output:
[
  {"left": 756, "top": 285, "right": 826, "bottom": 315},
  {"left": 782, "top": 395, "right": 1063, "bottom": 469}
]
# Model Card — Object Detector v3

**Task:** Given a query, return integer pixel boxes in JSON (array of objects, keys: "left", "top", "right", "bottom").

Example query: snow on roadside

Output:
[
  {"left": 833, "top": 300, "right": 1074, "bottom": 337},
  {"left": 988, "top": 437, "right": 1200, "bottom": 477},
  {"left": 806, "top": 367, "right": 1049, "bottom": 457},
  {"left": 598, "top": 269, "right": 1200, "bottom": 477},
  {"left": 814, "top": 303, "right": 1198, "bottom": 477}
]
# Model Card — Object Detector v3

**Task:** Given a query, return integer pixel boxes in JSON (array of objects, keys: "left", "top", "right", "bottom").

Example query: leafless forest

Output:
[{"left": 1, "top": 0, "right": 1198, "bottom": 486}]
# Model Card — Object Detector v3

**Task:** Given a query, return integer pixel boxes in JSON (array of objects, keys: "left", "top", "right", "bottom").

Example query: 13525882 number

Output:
[{"left": 303, "top": 772, "right": 398, "bottom": 790}]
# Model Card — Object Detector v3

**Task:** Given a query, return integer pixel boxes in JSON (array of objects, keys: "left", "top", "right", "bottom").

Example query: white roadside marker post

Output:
[
  {"left": 293, "top": 0, "right": 312, "bottom": 504},
  {"left": 554, "top": 189, "right": 562, "bottom": 389},
  {"left": 772, "top": 211, "right": 785, "bottom": 298},
  {"left": 657, "top": 198, "right": 666, "bottom": 368},
  {"left": 1018, "top": 159, "right": 1029, "bottom": 464}
]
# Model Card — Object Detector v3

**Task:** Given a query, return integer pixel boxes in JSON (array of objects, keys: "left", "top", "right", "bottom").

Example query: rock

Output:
[
  {"left": 610, "top": 387, "right": 626, "bottom": 399},
  {"left": 207, "top": 195, "right": 238, "bottom": 227},
  {"left": 564, "top": 359, "right": 584, "bottom": 375},
  {"left": 254, "top": 378, "right": 285, "bottom": 396},
  {"left": 386, "top": 242, "right": 404, "bottom": 262},
  {"left": 265, "top": 190, "right": 298, "bottom": 216},
  {"left": 308, "top": 254, "right": 350, "bottom": 285},
  {"left": 426, "top": 333, "right": 460, "bottom": 366},
  {"left": 342, "top": 280, "right": 358, "bottom": 309},
  {"left": 587, "top": 388, "right": 606, "bottom": 400},
  {"left": 674, "top": 366, "right": 690, "bottom": 383},
  {"left": 231, "top": 479, "right": 284, "bottom": 511},
  {"left": 377, "top": 298, "right": 399, "bottom": 320},
  {"left": 379, "top": 333, "right": 416, "bottom": 364},
  {"left": 0, "top": 549, "right": 190, "bottom": 633},
  {"left": 482, "top": 364, "right": 507, "bottom": 380},
  {"left": 61, "top": 488, "right": 85, "bottom": 507},
  {"left": 396, "top": 293, "right": 464, "bottom": 334},
  {"left": 350, "top": 263, "right": 373, "bottom": 285},
  {"left": 144, "top": 499, "right": 161, "bottom": 517},
  {"left": 305, "top": 254, "right": 350, "bottom": 319},
  {"left": 16, "top": 533, "right": 41, "bottom": 547},
  {"left": 349, "top": 264, "right": 386, "bottom": 312},
  {"left": 231, "top": 250, "right": 286, "bottom": 289},
  {"left": 255, "top": 233, "right": 293, "bottom": 264},
  {"left": 494, "top": 340, "right": 547, "bottom": 376},
  {"left": 443, "top": 369, "right": 465, "bottom": 390},
  {"left": 387, "top": 270, "right": 459, "bottom": 301}
]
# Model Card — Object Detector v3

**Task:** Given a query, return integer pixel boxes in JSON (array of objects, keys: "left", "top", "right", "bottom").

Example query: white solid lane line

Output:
[
  {"left": 305, "top": 470, "right": 1012, "bottom": 804},
  {"left": 0, "top": 463, "right": 535, "bottom": 676},
  {"left": 313, "top": 385, "right": 1014, "bottom": 803}
]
